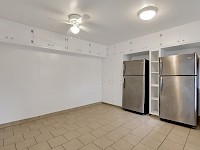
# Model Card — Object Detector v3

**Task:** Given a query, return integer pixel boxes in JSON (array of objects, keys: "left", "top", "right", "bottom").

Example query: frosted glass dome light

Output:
[
  {"left": 70, "top": 24, "right": 80, "bottom": 34},
  {"left": 138, "top": 6, "right": 158, "bottom": 21}
]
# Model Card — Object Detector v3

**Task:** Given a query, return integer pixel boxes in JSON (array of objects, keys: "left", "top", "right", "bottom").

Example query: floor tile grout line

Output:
[
  {"left": 129, "top": 122, "right": 160, "bottom": 150},
  {"left": 101, "top": 116, "right": 155, "bottom": 150},
  {"left": 183, "top": 128, "right": 191, "bottom": 149},
  {"left": 157, "top": 124, "right": 175, "bottom": 149}
]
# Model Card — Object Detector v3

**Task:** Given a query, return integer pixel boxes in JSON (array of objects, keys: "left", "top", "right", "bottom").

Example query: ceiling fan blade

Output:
[
  {"left": 79, "top": 25, "right": 93, "bottom": 33},
  {"left": 77, "top": 14, "right": 91, "bottom": 24},
  {"left": 48, "top": 18, "right": 71, "bottom": 24}
]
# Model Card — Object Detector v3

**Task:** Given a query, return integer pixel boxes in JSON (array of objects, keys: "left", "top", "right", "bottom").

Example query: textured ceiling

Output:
[{"left": 0, "top": 0, "right": 200, "bottom": 45}]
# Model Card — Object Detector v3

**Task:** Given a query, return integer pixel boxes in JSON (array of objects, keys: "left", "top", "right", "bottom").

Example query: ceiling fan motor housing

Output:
[{"left": 69, "top": 14, "right": 81, "bottom": 24}]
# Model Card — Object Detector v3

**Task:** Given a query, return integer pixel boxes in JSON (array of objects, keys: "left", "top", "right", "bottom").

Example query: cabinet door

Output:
[
  {"left": 68, "top": 37, "right": 80, "bottom": 53},
  {"left": 145, "top": 33, "right": 161, "bottom": 49},
  {"left": 79, "top": 39, "right": 89, "bottom": 54},
  {"left": 33, "top": 28, "right": 51, "bottom": 48},
  {"left": 50, "top": 32, "right": 65, "bottom": 50},
  {"left": 123, "top": 40, "right": 135, "bottom": 54},
  {"left": 134, "top": 37, "right": 146, "bottom": 52},
  {"left": 161, "top": 27, "right": 181, "bottom": 47},
  {"left": 98, "top": 44, "right": 107, "bottom": 57},
  {"left": 10, "top": 22, "right": 33, "bottom": 45},
  {"left": 91, "top": 43, "right": 106, "bottom": 57},
  {"left": 181, "top": 21, "right": 200, "bottom": 44},
  {"left": 0, "top": 19, "right": 11, "bottom": 42},
  {"left": 115, "top": 42, "right": 127, "bottom": 55}
]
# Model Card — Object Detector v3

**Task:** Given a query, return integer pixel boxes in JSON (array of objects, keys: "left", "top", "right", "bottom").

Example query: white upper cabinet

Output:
[
  {"left": 134, "top": 37, "right": 147, "bottom": 52},
  {"left": 33, "top": 28, "right": 51, "bottom": 48},
  {"left": 161, "top": 26, "right": 181, "bottom": 47},
  {"left": 124, "top": 40, "right": 134, "bottom": 54},
  {"left": 10, "top": 22, "right": 33, "bottom": 45},
  {"left": 181, "top": 21, "right": 200, "bottom": 44},
  {"left": 144, "top": 33, "right": 161, "bottom": 49},
  {"left": 161, "top": 21, "right": 200, "bottom": 47},
  {"left": 33, "top": 28, "right": 65, "bottom": 50},
  {"left": 90, "top": 43, "right": 107, "bottom": 57},
  {"left": 0, "top": 19, "right": 10, "bottom": 41},
  {"left": 97, "top": 44, "right": 107, "bottom": 57},
  {"left": 50, "top": 32, "right": 65, "bottom": 50},
  {"left": 79, "top": 39, "right": 89, "bottom": 54},
  {"left": 67, "top": 37, "right": 80, "bottom": 53},
  {"left": 115, "top": 42, "right": 128, "bottom": 54},
  {"left": 0, "top": 19, "right": 33, "bottom": 45}
]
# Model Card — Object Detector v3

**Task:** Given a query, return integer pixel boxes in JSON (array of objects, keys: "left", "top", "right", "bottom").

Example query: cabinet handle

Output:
[
  {"left": 5, "top": 36, "right": 8, "bottom": 39},
  {"left": 10, "top": 37, "right": 14, "bottom": 40},
  {"left": 177, "top": 40, "right": 180, "bottom": 43},
  {"left": 123, "top": 64, "right": 126, "bottom": 75}
]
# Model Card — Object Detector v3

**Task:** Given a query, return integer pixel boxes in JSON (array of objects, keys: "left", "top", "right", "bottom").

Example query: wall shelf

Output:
[
  {"left": 150, "top": 50, "right": 160, "bottom": 116},
  {"left": 151, "top": 84, "right": 159, "bottom": 87}
]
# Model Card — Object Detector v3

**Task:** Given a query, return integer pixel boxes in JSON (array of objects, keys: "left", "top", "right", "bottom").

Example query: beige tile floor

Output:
[{"left": 0, "top": 103, "right": 200, "bottom": 150}]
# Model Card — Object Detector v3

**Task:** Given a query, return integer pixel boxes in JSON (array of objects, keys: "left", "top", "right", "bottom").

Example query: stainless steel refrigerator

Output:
[
  {"left": 122, "top": 59, "right": 149, "bottom": 114},
  {"left": 159, "top": 53, "right": 199, "bottom": 126}
]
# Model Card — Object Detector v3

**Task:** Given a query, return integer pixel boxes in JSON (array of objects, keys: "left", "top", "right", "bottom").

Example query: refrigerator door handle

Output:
[
  {"left": 160, "top": 77, "right": 163, "bottom": 94},
  {"left": 123, "top": 64, "right": 126, "bottom": 75},
  {"left": 123, "top": 78, "right": 126, "bottom": 88},
  {"left": 160, "top": 60, "right": 163, "bottom": 75}
]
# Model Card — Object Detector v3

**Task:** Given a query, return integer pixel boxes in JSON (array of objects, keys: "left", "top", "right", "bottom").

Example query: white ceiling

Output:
[{"left": 1, "top": 0, "right": 200, "bottom": 45}]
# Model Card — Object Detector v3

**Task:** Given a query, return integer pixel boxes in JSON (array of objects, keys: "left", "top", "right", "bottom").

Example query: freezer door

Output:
[
  {"left": 160, "top": 53, "right": 197, "bottom": 76},
  {"left": 123, "top": 60, "right": 145, "bottom": 76},
  {"left": 122, "top": 76, "right": 145, "bottom": 113},
  {"left": 159, "top": 76, "right": 197, "bottom": 126}
]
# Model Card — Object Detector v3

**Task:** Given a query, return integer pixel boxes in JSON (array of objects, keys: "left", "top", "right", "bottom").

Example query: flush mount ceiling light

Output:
[{"left": 138, "top": 6, "right": 158, "bottom": 20}]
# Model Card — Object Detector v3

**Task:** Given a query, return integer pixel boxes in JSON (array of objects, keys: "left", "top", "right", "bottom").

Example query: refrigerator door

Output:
[
  {"left": 122, "top": 76, "right": 145, "bottom": 113},
  {"left": 160, "top": 53, "right": 197, "bottom": 76},
  {"left": 160, "top": 76, "right": 197, "bottom": 126},
  {"left": 124, "top": 59, "right": 145, "bottom": 76}
]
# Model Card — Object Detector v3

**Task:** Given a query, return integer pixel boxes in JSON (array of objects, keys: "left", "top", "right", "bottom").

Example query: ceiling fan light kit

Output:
[
  {"left": 70, "top": 24, "right": 80, "bottom": 34},
  {"left": 138, "top": 6, "right": 158, "bottom": 20}
]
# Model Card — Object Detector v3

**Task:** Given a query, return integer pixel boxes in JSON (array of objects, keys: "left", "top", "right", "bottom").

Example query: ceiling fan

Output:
[{"left": 49, "top": 14, "right": 91, "bottom": 34}]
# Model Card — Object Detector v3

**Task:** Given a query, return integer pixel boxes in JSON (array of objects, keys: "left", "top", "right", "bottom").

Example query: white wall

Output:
[{"left": 0, "top": 43, "right": 102, "bottom": 124}]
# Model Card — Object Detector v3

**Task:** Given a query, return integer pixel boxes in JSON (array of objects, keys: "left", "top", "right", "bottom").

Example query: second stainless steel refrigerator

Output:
[
  {"left": 122, "top": 59, "right": 149, "bottom": 114},
  {"left": 159, "top": 53, "right": 199, "bottom": 126}
]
